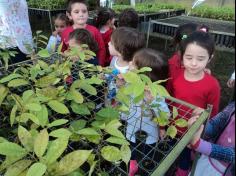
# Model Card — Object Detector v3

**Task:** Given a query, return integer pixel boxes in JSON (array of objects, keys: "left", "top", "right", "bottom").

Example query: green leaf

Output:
[
  {"left": 10, "top": 105, "right": 18, "bottom": 126},
  {"left": 166, "top": 125, "right": 177, "bottom": 139},
  {"left": 71, "top": 102, "right": 90, "bottom": 115},
  {"left": 153, "top": 111, "right": 169, "bottom": 126},
  {"left": 8, "top": 79, "right": 29, "bottom": 88},
  {"left": 47, "top": 119, "right": 69, "bottom": 128},
  {"left": 18, "top": 126, "right": 33, "bottom": 151},
  {"left": 35, "top": 105, "right": 48, "bottom": 127},
  {"left": 121, "top": 145, "right": 131, "bottom": 165},
  {"left": 56, "top": 150, "right": 92, "bottom": 175},
  {"left": 25, "top": 103, "right": 42, "bottom": 112},
  {"left": 34, "top": 129, "right": 49, "bottom": 158},
  {"left": 0, "top": 142, "right": 27, "bottom": 156},
  {"left": 173, "top": 107, "right": 179, "bottom": 119},
  {"left": 48, "top": 100, "right": 69, "bottom": 114},
  {"left": 44, "top": 138, "right": 68, "bottom": 165},
  {"left": 77, "top": 128, "right": 100, "bottom": 136},
  {"left": 22, "top": 90, "right": 34, "bottom": 103},
  {"left": 70, "top": 120, "right": 87, "bottom": 132},
  {"left": 21, "top": 113, "right": 40, "bottom": 125},
  {"left": 105, "top": 120, "right": 125, "bottom": 139},
  {"left": 136, "top": 67, "right": 152, "bottom": 73},
  {"left": 0, "top": 85, "right": 9, "bottom": 106},
  {"left": 101, "top": 146, "right": 122, "bottom": 162},
  {"left": 106, "top": 137, "right": 129, "bottom": 145},
  {"left": 70, "top": 89, "right": 84, "bottom": 104},
  {"left": 123, "top": 72, "right": 141, "bottom": 84},
  {"left": 37, "top": 49, "right": 50, "bottom": 58},
  {"left": 97, "top": 107, "right": 119, "bottom": 120},
  {"left": 156, "top": 84, "right": 170, "bottom": 97},
  {"left": 80, "top": 83, "right": 97, "bottom": 95},
  {"left": 0, "top": 73, "right": 23, "bottom": 83},
  {"left": 5, "top": 160, "right": 32, "bottom": 176},
  {"left": 26, "top": 163, "right": 47, "bottom": 176},
  {"left": 175, "top": 119, "right": 188, "bottom": 128},
  {"left": 49, "top": 129, "right": 72, "bottom": 138}
]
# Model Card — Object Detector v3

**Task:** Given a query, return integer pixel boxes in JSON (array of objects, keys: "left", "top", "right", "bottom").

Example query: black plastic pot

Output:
[
  {"left": 140, "top": 158, "right": 156, "bottom": 174},
  {"left": 157, "top": 140, "right": 171, "bottom": 154}
]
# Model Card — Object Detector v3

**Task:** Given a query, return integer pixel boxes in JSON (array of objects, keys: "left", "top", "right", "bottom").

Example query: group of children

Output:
[{"left": 45, "top": 0, "right": 234, "bottom": 176}]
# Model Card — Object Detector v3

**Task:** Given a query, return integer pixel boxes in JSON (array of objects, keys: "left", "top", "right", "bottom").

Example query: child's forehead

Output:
[{"left": 71, "top": 2, "right": 88, "bottom": 10}]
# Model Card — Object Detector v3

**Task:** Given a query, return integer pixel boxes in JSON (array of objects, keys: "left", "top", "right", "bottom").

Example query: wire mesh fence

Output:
[{"left": 0, "top": 54, "right": 211, "bottom": 175}]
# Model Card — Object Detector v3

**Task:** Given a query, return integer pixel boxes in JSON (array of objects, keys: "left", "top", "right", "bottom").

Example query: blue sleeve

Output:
[
  {"left": 210, "top": 144, "right": 235, "bottom": 163},
  {"left": 46, "top": 35, "right": 58, "bottom": 53},
  {"left": 203, "top": 102, "right": 235, "bottom": 141}
]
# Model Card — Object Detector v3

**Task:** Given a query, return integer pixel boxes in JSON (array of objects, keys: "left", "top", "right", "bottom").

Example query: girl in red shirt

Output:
[
  {"left": 172, "top": 31, "right": 221, "bottom": 176},
  {"left": 96, "top": 7, "right": 116, "bottom": 67},
  {"left": 61, "top": 0, "right": 106, "bottom": 66},
  {"left": 167, "top": 23, "right": 210, "bottom": 93}
]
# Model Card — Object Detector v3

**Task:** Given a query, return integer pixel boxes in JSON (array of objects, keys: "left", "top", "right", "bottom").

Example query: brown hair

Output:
[
  {"left": 69, "top": 28, "right": 98, "bottom": 53},
  {"left": 111, "top": 27, "right": 145, "bottom": 62},
  {"left": 133, "top": 48, "right": 169, "bottom": 84},
  {"left": 118, "top": 8, "right": 139, "bottom": 28},
  {"left": 67, "top": 0, "right": 88, "bottom": 13},
  {"left": 53, "top": 13, "right": 70, "bottom": 26}
]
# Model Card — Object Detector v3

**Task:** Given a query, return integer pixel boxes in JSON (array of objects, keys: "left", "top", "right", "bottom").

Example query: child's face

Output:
[
  {"left": 108, "top": 39, "right": 120, "bottom": 57},
  {"left": 54, "top": 19, "right": 67, "bottom": 35},
  {"left": 68, "top": 38, "right": 79, "bottom": 48},
  {"left": 68, "top": 3, "right": 88, "bottom": 26},
  {"left": 183, "top": 43, "right": 210, "bottom": 75},
  {"left": 108, "top": 18, "right": 115, "bottom": 28}
]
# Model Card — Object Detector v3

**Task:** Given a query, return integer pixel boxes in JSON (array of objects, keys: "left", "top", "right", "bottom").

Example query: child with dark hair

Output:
[
  {"left": 109, "top": 27, "right": 145, "bottom": 73},
  {"left": 61, "top": 0, "right": 106, "bottom": 66},
  {"left": 106, "top": 27, "right": 145, "bottom": 107},
  {"left": 46, "top": 13, "right": 70, "bottom": 53},
  {"left": 67, "top": 28, "right": 99, "bottom": 65},
  {"left": 169, "top": 31, "right": 221, "bottom": 176},
  {"left": 167, "top": 23, "right": 210, "bottom": 92},
  {"left": 96, "top": 7, "right": 116, "bottom": 66},
  {"left": 118, "top": 8, "right": 139, "bottom": 28},
  {"left": 123, "top": 48, "right": 170, "bottom": 176}
]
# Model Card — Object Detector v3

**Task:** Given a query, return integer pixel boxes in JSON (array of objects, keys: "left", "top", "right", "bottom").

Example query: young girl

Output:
[
  {"left": 171, "top": 31, "right": 221, "bottom": 176},
  {"left": 96, "top": 7, "right": 116, "bottom": 66},
  {"left": 61, "top": 0, "right": 106, "bottom": 66},
  {"left": 46, "top": 13, "right": 69, "bottom": 53},
  {"left": 106, "top": 27, "right": 145, "bottom": 106},
  {"left": 188, "top": 101, "right": 235, "bottom": 176},
  {"left": 167, "top": 23, "right": 210, "bottom": 93},
  {"left": 122, "top": 48, "right": 170, "bottom": 176},
  {"left": 67, "top": 28, "right": 99, "bottom": 65}
]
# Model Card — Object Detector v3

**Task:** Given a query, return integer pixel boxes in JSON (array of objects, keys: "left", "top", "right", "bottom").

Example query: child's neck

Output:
[
  {"left": 116, "top": 57, "right": 129, "bottom": 67},
  {"left": 73, "top": 23, "right": 87, "bottom": 29},
  {"left": 184, "top": 70, "right": 205, "bottom": 82}
]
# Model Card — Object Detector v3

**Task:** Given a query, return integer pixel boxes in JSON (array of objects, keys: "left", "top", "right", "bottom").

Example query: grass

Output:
[{"left": 147, "top": 36, "right": 235, "bottom": 110}]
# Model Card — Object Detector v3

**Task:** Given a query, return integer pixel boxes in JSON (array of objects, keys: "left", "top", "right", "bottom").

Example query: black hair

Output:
[
  {"left": 67, "top": 0, "right": 89, "bottom": 13},
  {"left": 111, "top": 27, "right": 145, "bottom": 62},
  {"left": 69, "top": 28, "right": 98, "bottom": 53},
  {"left": 118, "top": 8, "right": 139, "bottom": 28},
  {"left": 180, "top": 31, "right": 215, "bottom": 60},
  {"left": 96, "top": 7, "right": 115, "bottom": 29},
  {"left": 133, "top": 48, "right": 169, "bottom": 84}
]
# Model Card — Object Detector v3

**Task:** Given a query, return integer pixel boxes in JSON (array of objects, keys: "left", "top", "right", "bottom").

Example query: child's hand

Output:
[
  {"left": 52, "top": 31, "right": 58, "bottom": 37},
  {"left": 227, "top": 78, "right": 235, "bottom": 88},
  {"left": 116, "top": 74, "right": 125, "bottom": 88},
  {"left": 159, "top": 129, "right": 166, "bottom": 140},
  {"left": 192, "top": 107, "right": 204, "bottom": 116},
  {"left": 204, "top": 68, "right": 211, "bottom": 74}
]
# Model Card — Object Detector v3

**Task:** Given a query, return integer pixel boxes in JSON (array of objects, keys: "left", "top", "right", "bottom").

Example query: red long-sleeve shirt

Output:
[
  {"left": 61, "top": 25, "right": 106, "bottom": 66},
  {"left": 101, "top": 28, "right": 113, "bottom": 66},
  {"left": 170, "top": 69, "right": 221, "bottom": 134}
]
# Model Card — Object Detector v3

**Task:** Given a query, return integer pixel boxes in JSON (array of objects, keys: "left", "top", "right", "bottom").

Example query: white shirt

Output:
[
  {"left": 230, "top": 71, "right": 235, "bottom": 80},
  {"left": 0, "top": 0, "right": 33, "bottom": 54},
  {"left": 110, "top": 56, "right": 129, "bottom": 74},
  {"left": 121, "top": 97, "right": 170, "bottom": 144},
  {"left": 46, "top": 35, "right": 61, "bottom": 53}
]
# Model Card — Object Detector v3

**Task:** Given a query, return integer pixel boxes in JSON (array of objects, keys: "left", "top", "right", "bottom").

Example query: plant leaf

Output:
[
  {"left": 101, "top": 146, "right": 122, "bottom": 162},
  {"left": 49, "top": 129, "right": 72, "bottom": 138},
  {"left": 77, "top": 128, "right": 100, "bottom": 136},
  {"left": 105, "top": 120, "right": 125, "bottom": 139},
  {"left": 106, "top": 137, "right": 129, "bottom": 145},
  {"left": 69, "top": 120, "right": 87, "bottom": 132},
  {"left": 25, "top": 103, "right": 42, "bottom": 112},
  {"left": 10, "top": 105, "right": 18, "bottom": 126},
  {"left": 21, "top": 113, "right": 40, "bottom": 125},
  {"left": 48, "top": 100, "right": 69, "bottom": 114},
  {"left": 56, "top": 150, "right": 92, "bottom": 175},
  {"left": 5, "top": 160, "right": 32, "bottom": 176},
  {"left": 8, "top": 79, "right": 29, "bottom": 88},
  {"left": 121, "top": 145, "right": 131, "bottom": 165},
  {"left": 166, "top": 125, "right": 177, "bottom": 139},
  {"left": 18, "top": 126, "right": 33, "bottom": 151},
  {"left": 0, "top": 85, "right": 9, "bottom": 106},
  {"left": 44, "top": 138, "right": 68, "bottom": 165},
  {"left": 26, "top": 162, "right": 47, "bottom": 176},
  {"left": 37, "top": 49, "right": 50, "bottom": 58},
  {"left": 175, "top": 119, "right": 188, "bottom": 128},
  {"left": 34, "top": 129, "right": 49, "bottom": 158},
  {"left": 70, "top": 89, "right": 84, "bottom": 104},
  {"left": 0, "top": 142, "right": 27, "bottom": 156},
  {"left": 173, "top": 107, "right": 179, "bottom": 119},
  {"left": 71, "top": 102, "right": 90, "bottom": 115},
  {"left": 47, "top": 119, "right": 69, "bottom": 128},
  {"left": 0, "top": 73, "right": 23, "bottom": 83}
]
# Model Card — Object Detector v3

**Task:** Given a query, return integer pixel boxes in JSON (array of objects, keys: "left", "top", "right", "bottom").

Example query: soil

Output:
[{"left": 156, "top": 15, "right": 235, "bottom": 33}]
